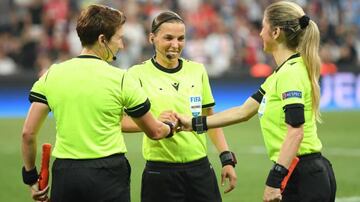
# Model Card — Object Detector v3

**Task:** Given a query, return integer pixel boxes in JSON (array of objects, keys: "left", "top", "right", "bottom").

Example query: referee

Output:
[
  {"left": 177, "top": 1, "right": 336, "bottom": 202},
  {"left": 21, "top": 5, "right": 176, "bottom": 202},
  {"left": 121, "top": 11, "right": 237, "bottom": 202}
]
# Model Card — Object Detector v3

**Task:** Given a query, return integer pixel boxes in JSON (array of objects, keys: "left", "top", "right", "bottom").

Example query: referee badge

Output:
[
  {"left": 282, "top": 91, "right": 302, "bottom": 100},
  {"left": 190, "top": 96, "right": 202, "bottom": 117}
]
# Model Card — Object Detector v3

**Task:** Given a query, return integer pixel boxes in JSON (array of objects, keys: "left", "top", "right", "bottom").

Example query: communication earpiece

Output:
[{"left": 103, "top": 39, "right": 117, "bottom": 61}]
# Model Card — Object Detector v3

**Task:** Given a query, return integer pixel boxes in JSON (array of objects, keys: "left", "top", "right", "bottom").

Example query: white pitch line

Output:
[
  {"left": 209, "top": 145, "right": 360, "bottom": 157},
  {"left": 336, "top": 196, "right": 360, "bottom": 202}
]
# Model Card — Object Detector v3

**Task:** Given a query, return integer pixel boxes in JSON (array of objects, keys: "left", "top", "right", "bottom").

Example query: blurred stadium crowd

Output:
[{"left": 0, "top": 0, "right": 359, "bottom": 78}]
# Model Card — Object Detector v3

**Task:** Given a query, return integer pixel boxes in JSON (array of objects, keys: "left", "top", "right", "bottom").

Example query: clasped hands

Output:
[{"left": 158, "top": 110, "right": 193, "bottom": 132}]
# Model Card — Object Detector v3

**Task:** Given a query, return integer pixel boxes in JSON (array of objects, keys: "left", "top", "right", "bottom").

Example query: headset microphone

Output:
[
  {"left": 111, "top": 52, "right": 117, "bottom": 61},
  {"left": 166, "top": 54, "right": 173, "bottom": 59},
  {"left": 104, "top": 41, "right": 117, "bottom": 61}
]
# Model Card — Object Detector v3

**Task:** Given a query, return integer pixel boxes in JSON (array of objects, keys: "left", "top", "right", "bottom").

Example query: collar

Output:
[
  {"left": 275, "top": 53, "right": 300, "bottom": 72},
  {"left": 151, "top": 56, "right": 182, "bottom": 73},
  {"left": 77, "top": 55, "right": 102, "bottom": 60}
]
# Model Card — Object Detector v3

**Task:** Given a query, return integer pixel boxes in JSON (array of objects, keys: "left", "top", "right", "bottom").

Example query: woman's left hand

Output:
[
  {"left": 263, "top": 185, "right": 281, "bottom": 202},
  {"left": 30, "top": 182, "right": 50, "bottom": 201},
  {"left": 221, "top": 165, "right": 237, "bottom": 193}
]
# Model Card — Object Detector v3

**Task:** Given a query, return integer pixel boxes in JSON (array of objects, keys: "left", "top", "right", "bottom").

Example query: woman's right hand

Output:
[
  {"left": 175, "top": 113, "right": 193, "bottom": 132},
  {"left": 30, "top": 182, "right": 50, "bottom": 201}
]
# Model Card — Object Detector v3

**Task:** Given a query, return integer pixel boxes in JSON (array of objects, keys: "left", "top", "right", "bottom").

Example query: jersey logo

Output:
[
  {"left": 282, "top": 91, "right": 302, "bottom": 100},
  {"left": 172, "top": 82, "right": 179, "bottom": 91},
  {"left": 190, "top": 96, "right": 202, "bottom": 117}
]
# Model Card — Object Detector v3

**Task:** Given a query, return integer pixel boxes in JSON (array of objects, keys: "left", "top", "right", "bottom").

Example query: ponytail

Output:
[{"left": 298, "top": 20, "right": 322, "bottom": 122}]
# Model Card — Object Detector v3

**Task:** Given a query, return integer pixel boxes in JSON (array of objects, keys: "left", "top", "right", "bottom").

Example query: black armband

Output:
[
  {"left": 265, "top": 163, "right": 289, "bottom": 188},
  {"left": 219, "top": 151, "right": 237, "bottom": 167},
  {"left": 163, "top": 121, "right": 174, "bottom": 138},
  {"left": 22, "top": 166, "right": 39, "bottom": 185},
  {"left": 191, "top": 116, "right": 208, "bottom": 134},
  {"left": 283, "top": 104, "right": 304, "bottom": 127},
  {"left": 125, "top": 99, "right": 151, "bottom": 118},
  {"left": 251, "top": 87, "right": 265, "bottom": 104}
]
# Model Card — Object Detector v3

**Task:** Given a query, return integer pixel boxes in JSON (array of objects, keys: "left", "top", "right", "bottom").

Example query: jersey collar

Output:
[
  {"left": 77, "top": 55, "right": 102, "bottom": 60},
  {"left": 275, "top": 53, "right": 300, "bottom": 72},
  {"left": 151, "top": 56, "right": 183, "bottom": 73}
]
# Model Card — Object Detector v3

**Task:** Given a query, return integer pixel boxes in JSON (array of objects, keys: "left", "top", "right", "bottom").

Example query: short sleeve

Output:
[
  {"left": 277, "top": 69, "right": 305, "bottom": 107},
  {"left": 121, "top": 72, "right": 150, "bottom": 118},
  {"left": 201, "top": 66, "right": 215, "bottom": 108},
  {"left": 29, "top": 70, "right": 49, "bottom": 105}
]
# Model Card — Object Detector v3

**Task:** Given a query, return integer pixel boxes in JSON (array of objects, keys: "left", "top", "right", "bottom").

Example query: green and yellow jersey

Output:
[
  {"left": 128, "top": 58, "right": 215, "bottom": 163},
  {"left": 29, "top": 55, "right": 150, "bottom": 159},
  {"left": 257, "top": 54, "right": 322, "bottom": 161}
]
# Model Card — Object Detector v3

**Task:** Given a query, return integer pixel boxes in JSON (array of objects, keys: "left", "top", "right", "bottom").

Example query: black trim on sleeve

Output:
[
  {"left": 125, "top": 98, "right": 151, "bottom": 118},
  {"left": 283, "top": 104, "right": 305, "bottom": 127},
  {"left": 202, "top": 102, "right": 215, "bottom": 108},
  {"left": 251, "top": 87, "right": 265, "bottom": 103},
  {"left": 29, "top": 92, "right": 48, "bottom": 105}
]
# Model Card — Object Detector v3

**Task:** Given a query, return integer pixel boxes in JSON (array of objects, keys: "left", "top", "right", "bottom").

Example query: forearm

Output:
[
  {"left": 21, "top": 103, "right": 49, "bottom": 170},
  {"left": 204, "top": 108, "right": 229, "bottom": 152},
  {"left": 207, "top": 97, "right": 259, "bottom": 129},
  {"left": 207, "top": 106, "right": 246, "bottom": 128},
  {"left": 121, "top": 115, "right": 142, "bottom": 132},
  {"left": 208, "top": 128, "right": 229, "bottom": 153},
  {"left": 22, "top": 133, "right": 37, "bottom": 170},
  {"left": 277, "top": 125, "right": 303, "bottom": 168},
  {"left": 132, "top": 111, "right": 173, "bottom": 140}
]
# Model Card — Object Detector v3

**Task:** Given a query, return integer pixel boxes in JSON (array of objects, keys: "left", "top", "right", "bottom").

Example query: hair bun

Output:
[{"left": 299, "top": 15, "right": 310, "bottom": 29}]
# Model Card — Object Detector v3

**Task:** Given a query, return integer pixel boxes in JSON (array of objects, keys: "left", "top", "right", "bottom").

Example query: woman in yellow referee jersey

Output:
[
  {"left": 177, "top": 1, "right": 336, "bottom": 201},
  {"left": 21, "top": 5, "right": 176, "bottom": 202}
]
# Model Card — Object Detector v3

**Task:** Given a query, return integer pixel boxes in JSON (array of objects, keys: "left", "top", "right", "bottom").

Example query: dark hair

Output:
[
  {"left": 151, "top": 11, "right": 184, "bottom": 33},
  {"left": 76, "top": 4, "right": 126, "bottom": 47}
]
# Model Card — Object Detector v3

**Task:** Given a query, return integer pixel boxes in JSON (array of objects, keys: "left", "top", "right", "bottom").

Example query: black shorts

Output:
[
  {"left": 282, "top": 153, "right": 337, "bottom": 202},
  {"left": 141, "top": 157, "right": 221, "bottom": 202},
  {"left": 50, "top": 153, "right": 131, "bottom": 202}
]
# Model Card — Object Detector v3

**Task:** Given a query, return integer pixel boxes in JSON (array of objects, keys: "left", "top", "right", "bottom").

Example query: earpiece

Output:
[{"left": 103, "top": 40, "right": 117, "bottom": 61}]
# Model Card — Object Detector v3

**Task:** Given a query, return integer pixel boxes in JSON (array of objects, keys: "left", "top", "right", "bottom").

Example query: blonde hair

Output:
[{"left": 265, "top": 1, "right": 321, "bottom": 122}]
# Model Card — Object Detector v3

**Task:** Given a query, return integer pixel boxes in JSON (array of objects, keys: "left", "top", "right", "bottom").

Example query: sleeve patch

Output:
[{"left": 282, "top": 91, "right": 302, "bottom": 100}]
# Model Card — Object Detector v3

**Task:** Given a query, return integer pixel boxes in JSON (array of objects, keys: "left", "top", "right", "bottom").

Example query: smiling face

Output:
[{"left": 151, "top": 22, "right": 185, "bottom": 66}]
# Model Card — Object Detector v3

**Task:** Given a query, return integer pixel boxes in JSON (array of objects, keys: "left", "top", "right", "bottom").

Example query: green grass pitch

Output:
[{"left": 1, "top": 111, "right": 359, "bottom": 201}]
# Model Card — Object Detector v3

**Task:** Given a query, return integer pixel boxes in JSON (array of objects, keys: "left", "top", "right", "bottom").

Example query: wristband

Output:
[
  {"left": 22, "top": 166, "right": 39, "bottom": 185},
  {"left": 219, "top": 151, "right": 237, "bottom": 167},
  {"left": 265, "top": 163, "right": 289, "bottom": 188},
  {"left": 191, "top": 116, "right": 208, "bottom": 134},
  {"left": 163, "top": 121, "right": 174, "bottom": 138}
]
